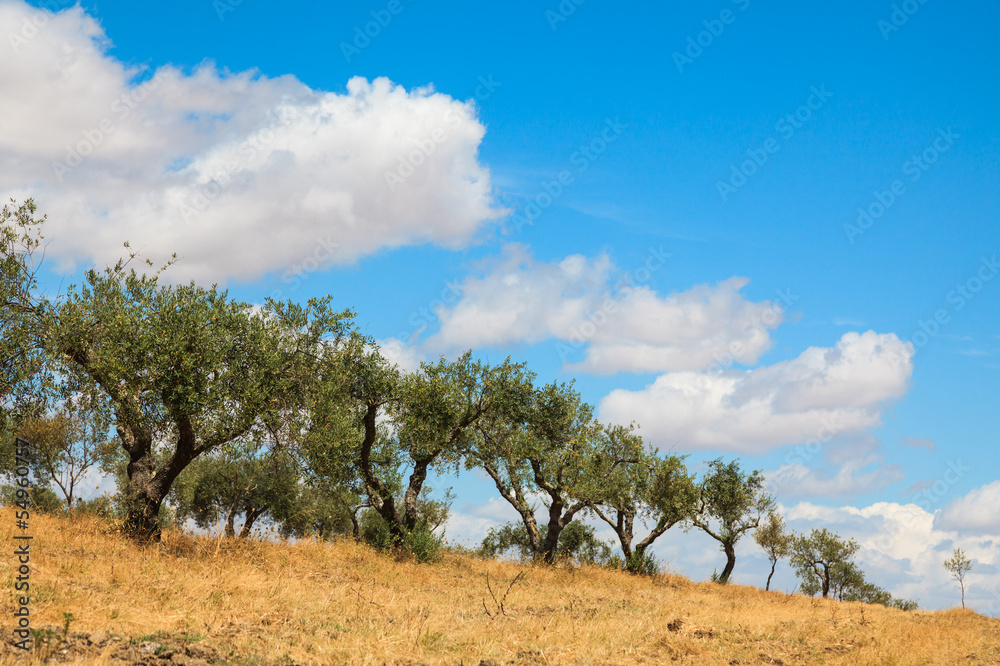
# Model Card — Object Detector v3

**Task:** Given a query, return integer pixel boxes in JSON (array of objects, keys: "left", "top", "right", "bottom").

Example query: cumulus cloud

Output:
[
  {"left": 935, "top": 480, "right": 1000, "bottom": 534},
  {"left": 425, "top": 244, "right": 785, "bottom": 374},
  {"left": 0, "top": 1, "right": 503, "bottom": 282},
  {"left": 783, "top": 498, "right": 1000, "bottom": 613},
  {"left": 766, "top": 458, "right": 904, "bottom": 499},
  {"left": 599, "top": 331, "right": 914, "bottom": 454},
  {"left": 376, "top": 337, "right": 425, "bottom": 374}
]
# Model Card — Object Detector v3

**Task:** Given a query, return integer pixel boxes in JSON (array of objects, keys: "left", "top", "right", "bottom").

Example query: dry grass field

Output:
[{"left": 1, "top": 507, "right": 998, "bottom": 665}]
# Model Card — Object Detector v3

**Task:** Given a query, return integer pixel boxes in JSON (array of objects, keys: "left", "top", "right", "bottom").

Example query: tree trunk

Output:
[
  {"left": 718, "top": 541, "right": 736, "bottom": 584},
  {"left": 765, "top": 559, "right": 777, "bottom": 591},
  {"left": 121, "top": 432, "right": 198, "bottom": 542},
  {"left": 402, "top": 457, "right": 432, "bottom": 533},
  {"left": 541, "top": 522, "right": 562, "bottom": 564},
  {"left": 239, "top": 506, "right": 267, "bottom": 539},
  {"left": 122, "top": 448, "right": 169, "bottom": 542},
  {"left": 224, "top": 502, "right": 238, "bottom": 538}
]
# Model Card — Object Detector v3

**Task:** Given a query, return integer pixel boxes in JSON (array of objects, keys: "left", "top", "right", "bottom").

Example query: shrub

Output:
[
  {"left": 359, "top": 509, "right": 443, "bottom": 563},
  {"left": 1, "top": 483, "right": 64, "bottom": 514}
]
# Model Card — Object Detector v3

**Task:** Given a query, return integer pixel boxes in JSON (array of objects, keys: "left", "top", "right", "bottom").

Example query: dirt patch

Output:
[{"left": 2, "top": 626, "right": 221, "bottom": 664}]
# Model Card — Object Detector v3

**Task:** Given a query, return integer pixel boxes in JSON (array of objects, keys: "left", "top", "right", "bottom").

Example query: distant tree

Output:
[
  {"left": 170, "top": 444, "right": 302, "bottom": 539},
  {"left": 276, "top": 481, "right": 368, "bottom": 541},
  {"left": 754, "top": 511, "right": 791, "bottom": 591},
  {"left": 790, "top": 528, "right": 860, "bottom": 598},
  {"left": 692, "top": 458, "right": 775, "bottom": 584},
  {"left": 944, "top": 548, "right": 974, "bottom": 609},
  {"left": 14, "top": 387, "right": 118, "bottom": 514},
  {"left": 589, "top": 431, "right": 697, "bottom": 574},
  {"left": 789, "top": 540, "right": 918, "bottom": 610},
  {"left": 0, "top": 482, "right": 63, "bottom": 514},
  {"left": 479, "top": 520, "right": 614, "bottom": 566}
]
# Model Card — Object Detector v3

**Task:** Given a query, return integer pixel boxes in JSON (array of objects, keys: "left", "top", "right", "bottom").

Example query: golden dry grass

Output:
[{"left": 2, "top": 507, "right": 999, "bottom": 665}]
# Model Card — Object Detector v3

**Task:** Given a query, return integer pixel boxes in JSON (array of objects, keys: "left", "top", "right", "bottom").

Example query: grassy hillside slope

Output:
[{"left": 1, "top": 508, "right": 998, "bottom": 665}]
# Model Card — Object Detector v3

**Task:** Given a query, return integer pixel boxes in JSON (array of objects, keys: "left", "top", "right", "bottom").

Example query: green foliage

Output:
[
  {"left": 790, "top": 528, "right": 860, "bottom": 598},
  {"left": 74, "top": 494, "right": 121, "bottom": 520},
  {"left": 1, "top": 483, "right": 64, "bottom": 514},
  {"left": 2, "top": 200, "right": 358, "bottom": 540},
  {"left": 359, "top": 509, "right": 443, "bottom": 563},
  {"left": 589, "top": 430, "right": 696, "bottom": 575},
  {"left": 169, "top": 445, "right": 303, "bottom": 538},
  {"left": 943, "top": 547, "right": 973, "bottom": 609},
  {"left": 754, "top": 511, "right": 791, "bottom": 590},
  {"left": 274, "top": 483, "right": 364, "bottom": 541},
  {"left": 0, "top": 199, "right": 47, "bottom": 402},
  {"left": 479, "top": 520, "right": 615, "bottom": 566},
  {"left": 789, "top": 529, "right": 917, "bottom": 610},
  {"left": 624, "top": 549, "right": 661, "bottom": 576},
  {"left": 14, "top": 401, "right": 118, "bottom": 512},
  {"left": 693, "top": 458, "right": 774, "bottom": 584}
]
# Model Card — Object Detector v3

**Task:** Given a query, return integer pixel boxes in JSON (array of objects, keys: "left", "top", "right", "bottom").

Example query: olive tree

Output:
[
  {"left": 789, "top": 528, "right": 859, "bottom": 598},
  {"left": 0, "top": 200, "right": 46, "bottom": 402},
  {"left": 469, "top": 380, "right": 613, "bottom": 564},
  {"left": 692, "top": 458, "right": 775, "bottom": 584},
  {"left": 307, "top": 344, "right": 531, "bottom": 549},
  {"left": 944, "top": 548, "right": 973, "bottom": 609},
  {"left": 169, "top": 444, "right": 302, "bottom": 538},
  {"left": 2, "top": 201, "right": 355, "bottom": 540},
  {"left": 754, "top": 511, "right": 791, "bottom": 591},
  {"left": 15, "top": 403, "right": 117, "bottom": 514},
  {"left": 589, "top": 431, "right": 697, "bottom": 574}
]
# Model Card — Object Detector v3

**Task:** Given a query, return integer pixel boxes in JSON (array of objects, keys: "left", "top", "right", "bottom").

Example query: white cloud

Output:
[
  {"left": 935, "top": 481, "right": 1000, "bottom": 534},
  {"left": 376, "top": 337, "right": 425, "bottom": 374},
  {"left": 600, "top": 331, "right": 914, "bottom": 454},
  {"left": 425, "top": 244, "right": 784, "bottom": 374},
  {"left": 767, "top": 458, "right": 903, "bottom": 499},
  {"left": 0, "top": 1, "right": 503, "bottom": 283},
  {"left": 783, "top": 498, "right": 1000, "bottom": 613}
]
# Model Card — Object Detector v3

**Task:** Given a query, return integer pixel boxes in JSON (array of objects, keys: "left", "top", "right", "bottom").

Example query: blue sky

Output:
[{"left": 2, "top": 0, "right": 998, "bottom": 611}]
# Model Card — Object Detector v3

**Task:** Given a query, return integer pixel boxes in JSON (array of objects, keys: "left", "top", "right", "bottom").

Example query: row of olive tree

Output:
[
  {"left": 0, "top": 201, "right": 915, "bottom": 601},
  {"left": 1, "top": 200, "right": 777, "bottom": 580}
]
